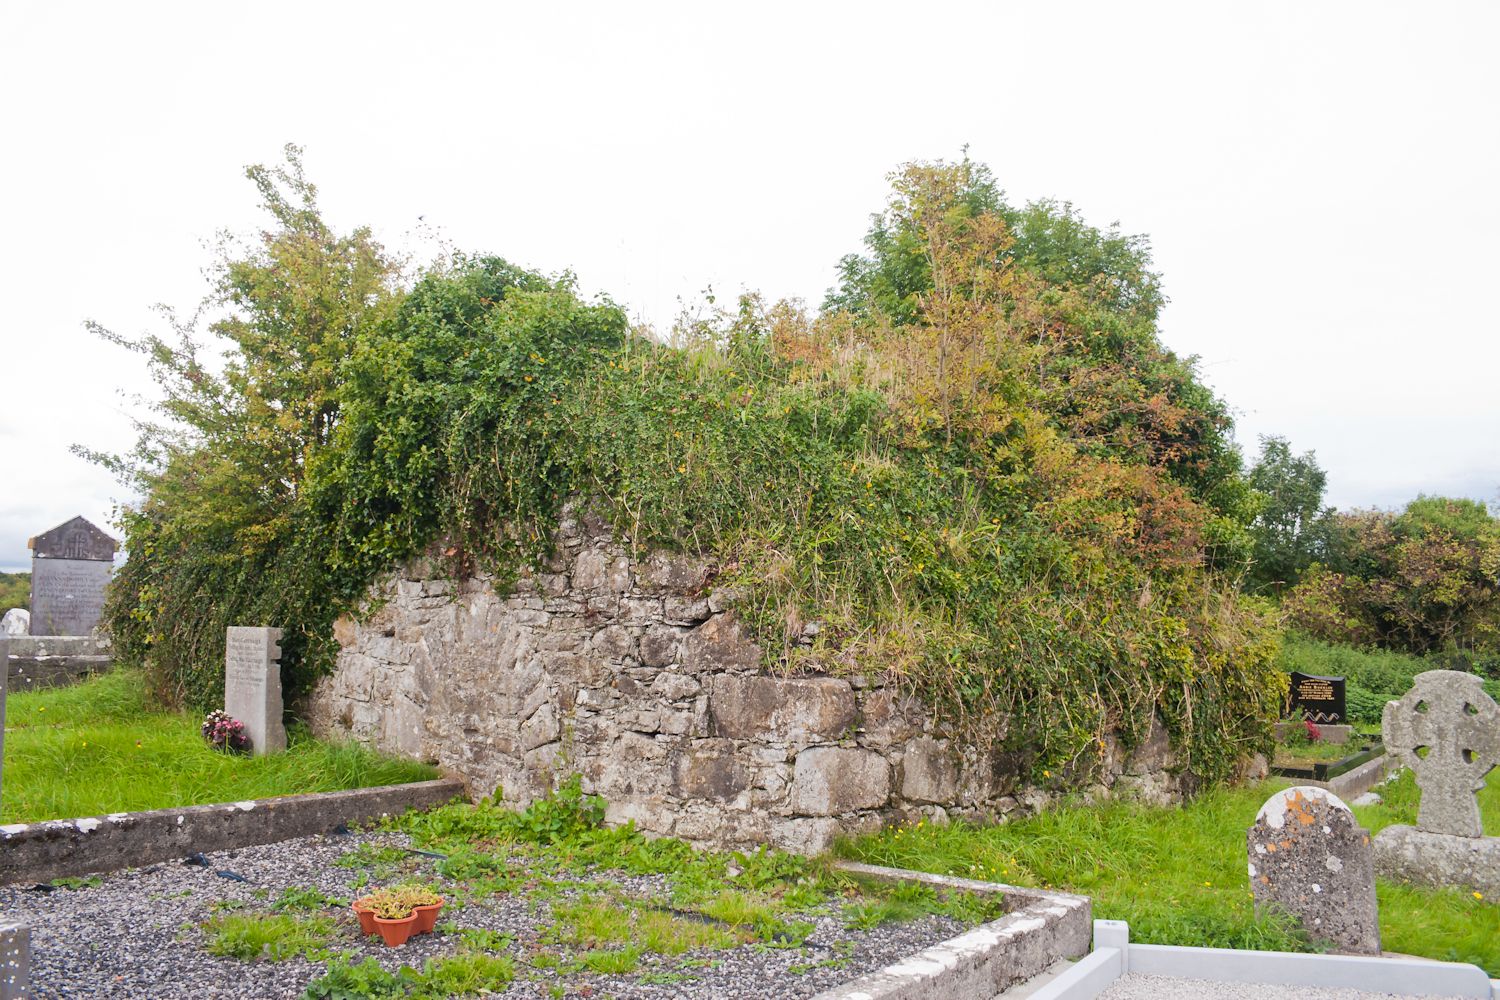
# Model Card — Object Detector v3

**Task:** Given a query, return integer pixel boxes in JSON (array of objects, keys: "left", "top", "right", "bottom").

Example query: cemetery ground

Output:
[
  {"left": 0, "top": 789, "right": 1000, "bottom": 999},
  {"left": 0, "top": 669, "right": 435, "bottom": 823},
  {"left": 839, "top": 767, "right": 1500, "bottom": 977}
]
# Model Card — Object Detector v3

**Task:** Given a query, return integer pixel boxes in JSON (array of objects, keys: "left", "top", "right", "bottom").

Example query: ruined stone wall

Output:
[{"left": 302, "top": 508, "right": 1185, "bottom": 853}]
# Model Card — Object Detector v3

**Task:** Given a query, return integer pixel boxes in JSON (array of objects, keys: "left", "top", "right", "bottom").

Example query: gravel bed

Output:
[
  {"left": 0, "top": 828, "right": 972, "bottom": 999},
  {"left": 1095, "top": 974, "right": 1468, "bottom": 1000}
]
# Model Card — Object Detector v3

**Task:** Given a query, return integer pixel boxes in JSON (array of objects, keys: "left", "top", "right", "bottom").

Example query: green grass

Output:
[
  {"left": 838, "top": 771, "right": 1500, "bottom": 975},
  {"left": 202, "top": 912, "right": 336, "bottom": 961},
  {"left": 0, "top": 670, "right": 437, "bottom": 822}
]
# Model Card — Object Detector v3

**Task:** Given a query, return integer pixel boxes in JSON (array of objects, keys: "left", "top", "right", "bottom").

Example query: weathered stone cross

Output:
[{"left": 1382, "top": 669, "right": 1500, "bottom": 838}]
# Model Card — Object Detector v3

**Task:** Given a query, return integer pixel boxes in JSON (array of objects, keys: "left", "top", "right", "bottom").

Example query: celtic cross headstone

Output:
[{"left": 1382, "top": 669, "right": 1500, "bottom": 838}]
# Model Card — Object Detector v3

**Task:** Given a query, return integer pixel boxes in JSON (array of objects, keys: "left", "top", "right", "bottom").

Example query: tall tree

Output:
[{"left": 1245, "top": 435, "right": 1332, "bottom": 594}]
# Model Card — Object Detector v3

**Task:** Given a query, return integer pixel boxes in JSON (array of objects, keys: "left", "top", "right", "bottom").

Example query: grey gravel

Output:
[
  {"left": 1096, "top": 973, "right": 1467, "bottom": 1000},
  {"left": 0, "top": 827, "right": 971, "bottom": 999}
]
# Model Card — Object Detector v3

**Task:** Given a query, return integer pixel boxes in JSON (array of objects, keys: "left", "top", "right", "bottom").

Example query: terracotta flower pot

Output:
[
  {"left": 412, "top": 900, "right": 444, "bottom": 935},
  {"left": 373, "top": 912, "right": 419, "bottom": 947},
  {"left": 351, "top": 897, "right": 378, "bottom": 936}
]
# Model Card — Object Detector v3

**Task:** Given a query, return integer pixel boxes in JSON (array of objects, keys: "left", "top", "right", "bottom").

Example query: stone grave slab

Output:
[
  {"left": 1375, "top": 669, "right": 1500, "bottom": 894},
  {"left": 224, "top": 626, "right": 286, "bottom": 755},
  {"left": 1247, "top": 785, "right": 1380, "bottom": 955}
]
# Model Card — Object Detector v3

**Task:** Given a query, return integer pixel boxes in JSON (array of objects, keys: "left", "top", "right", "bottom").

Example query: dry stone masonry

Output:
[
  {"left": 1374, "top": 669, "right": 1500, "bottom": 897},
  {"left": 304, "top": 506, "right": 1186, "bottom": 853},
  {"left": 1247, "top": 786, "right": 1380, "bottom": 955},
  {"left": 224, "top": 626, "right": 287, "bottom": 755}
]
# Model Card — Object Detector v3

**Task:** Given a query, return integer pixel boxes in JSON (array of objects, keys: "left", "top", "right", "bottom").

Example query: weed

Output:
[
  {"left": 571, "top": 946, "right": 641, "bottom": 975},
  {"left": 203, "top": 912, "right": 335, "bottom": 962},
  {"left": 49, "top": 876, "right": 102, "bottom": 890},
  {"left": 273, "top": 886, "right": 346, "bottom": 912}
]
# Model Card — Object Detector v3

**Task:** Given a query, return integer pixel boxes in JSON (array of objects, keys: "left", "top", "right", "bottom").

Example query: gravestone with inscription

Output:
[
  {"left": 1374, "top": 670, "right": 1500, "bottom": 896},
  {"left": 0, "top": 922, "right": 28, "bottom": 1000},
  {"left": 27, "top": 516, "right": 118, "bottom": 637},
  {"left": 1247, "top": 785, "right": 1380, "bottom": 954},
  {"left": 1287, "top": 671, "right": 1347, "bottom": 725},
  {"left": 224, "top": 626, "right": 286, "bottom": 755}
]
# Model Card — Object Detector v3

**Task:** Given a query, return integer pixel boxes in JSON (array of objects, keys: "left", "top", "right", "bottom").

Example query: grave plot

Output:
[{"left": 0, "top": 787, "right": 1021, "bottom": 999}]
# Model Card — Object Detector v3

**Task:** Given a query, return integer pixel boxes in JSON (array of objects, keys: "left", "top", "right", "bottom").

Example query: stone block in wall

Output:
[
  {"left": 671, "top": 740, "right": 753, "bottom": 801},
  {"left": 709, "top": 675, "right": 855, "bottom": 742},
  {"left": 663, "top": 597, "right": 712, "bottom": 625},
  {"left": 789, "top": 747, "right": 890, "bottom": 815},
  {"left": 593, "top": 626, "right": 637, "bottom": 660},
  {"left": 572, "top": 548, "right": 631, "bottom": 593},
  {"left": 858, "top": 688, "right": 922, "bottom": 748},
  {"left": 650, "top": 671, "right": 701, "bottom": 702},
  {"left": 639, "top": 625, "right": 682, "bottom": 668},
  {"left": 679, "top": 615, "right": 761, "bottom": 674},
  {"left": 901, "top": 736, "right": 959, "bottom": 804},
  {"left": 637, "top": 552, "right": 713, "bottom": 594}
]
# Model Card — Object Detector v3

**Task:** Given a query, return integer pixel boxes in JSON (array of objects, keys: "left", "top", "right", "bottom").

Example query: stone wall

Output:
[{"left": 303, "top": 508, "right": 1185, "bottom": 853}]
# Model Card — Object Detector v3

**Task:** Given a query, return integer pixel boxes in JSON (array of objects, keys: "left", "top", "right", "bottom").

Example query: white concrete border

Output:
[
  {"left": 1004, "top": 920, "right": 1499, "bottom": 1000},
  {"left": 812, "top": 863, "right": 1093, "bottom": 1000}
]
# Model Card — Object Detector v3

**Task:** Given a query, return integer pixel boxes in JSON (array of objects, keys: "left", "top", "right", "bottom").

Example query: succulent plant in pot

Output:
[
  {"left": 366, "top": 888, "right": 419, "bottom": 947},
  {"left": 395, "top": 884, "right": 445, "bottom": 935}
]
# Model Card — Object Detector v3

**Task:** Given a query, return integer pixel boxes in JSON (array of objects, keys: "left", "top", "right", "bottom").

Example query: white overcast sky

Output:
[{"left": 2, "top": 1, "right": 1497, "bottom": 571}]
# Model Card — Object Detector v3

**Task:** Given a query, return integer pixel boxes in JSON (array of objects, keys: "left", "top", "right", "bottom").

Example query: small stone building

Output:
[
  {"left": 303, "top": 506, "right": 1191, "bottom": 853},
  {"left": 27, "top": 516, "right": 118, "bottom": 637}
]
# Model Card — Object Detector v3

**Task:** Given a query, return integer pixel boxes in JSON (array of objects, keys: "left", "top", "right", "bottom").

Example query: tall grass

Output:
[
  {"left": 839, "top": 771, "right": 1500, "bottom": 975},
  {"left": 1, "top": 670, "right": 436, "bottom": 823}
]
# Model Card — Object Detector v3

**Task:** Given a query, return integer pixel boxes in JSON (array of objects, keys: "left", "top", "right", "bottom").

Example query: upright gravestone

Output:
[
  {"left": 224, "top": 627, "right": 286, "bottom": 755},
  {"left": 1287, "top": 671, "right": 1347, "bottom": 725},
  {"left": 1247, "top": 785, "right": 1380, "bottom": 955},
  {"left": 1374, "top": 670, "right": 1500, "bottom": 896},
  {"left": 27, "top": 516, "right": 118, "bottom": 637}
]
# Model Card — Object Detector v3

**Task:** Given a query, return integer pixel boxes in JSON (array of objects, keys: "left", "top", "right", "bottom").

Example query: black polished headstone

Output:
[{"left": 1288, "top": 671, "right": 1347, "bottom": 725}]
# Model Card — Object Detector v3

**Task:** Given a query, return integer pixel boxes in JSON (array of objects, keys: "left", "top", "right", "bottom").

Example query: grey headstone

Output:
[
  {"left": 0, "top": 609, "right": 25, "bottom": 637},
  {"left": 224, "top": 627, "right": 286, "bottom": 755},
  {"left": 1382, "top": 669, "right": 1500, "bottom": 838},
  {"left": 0, "top": 923, "right": 28, "bottom": 1000},
  {"left": 26, "top": 516, "right": 118, "bottom": 637},
  {"left": 1247, "top": 785, "right": 1380, "bottom": 955}
]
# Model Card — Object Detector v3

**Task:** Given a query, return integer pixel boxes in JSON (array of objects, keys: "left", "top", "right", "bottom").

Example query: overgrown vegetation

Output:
[
  {"left": 0, "top": 570, "right": 27, "bottom": 613},
  {"left": 0, "top": 669, "right": 435, "bottom": 822},
  {"left": 1284, "top": 496, "right": 1500, "bottom": 658},
  {"left": 1278, "top": 632, "right": 1500, "bottom": 725},
  {"left": 839, "top": 771, "right": 1500, "bottom": 975},
  {"left": 92, "top": 149, "right": 1282, "bottom": 782}
]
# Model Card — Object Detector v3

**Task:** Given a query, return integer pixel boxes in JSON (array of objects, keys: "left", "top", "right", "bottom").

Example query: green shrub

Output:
[{"left": 95, "top": 154, "right": 1282, "bottom": 785}]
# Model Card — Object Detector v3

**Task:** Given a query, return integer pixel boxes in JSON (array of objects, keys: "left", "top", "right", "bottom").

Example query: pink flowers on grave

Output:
[
  {"left": 1303, "top": 718, "right": 1323, "bottom": 743},
  {"left": 201, "top": 709, "right": 251, "bottom": 753}
]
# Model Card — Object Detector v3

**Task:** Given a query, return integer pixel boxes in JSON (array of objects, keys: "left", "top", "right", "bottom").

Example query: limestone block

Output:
[
  {"left": 679, "top": 615, "right": 761, "bottom": 674},
  {"left": 1247, "top": 786, "right": 1379, "bottom": 955},
  {"left": 901, "top": 736, "right": 959, "bottom": 804},
  {"left": 519, "top": 703, "right": 560, "bottom": 751},
  {"left": 1124, "top": 715, "right": 1173, "bottom": 776},
  {"left": 663, "top": 597, "right": 713, "bottom": 625},
  {"left": 618, "top": 597, "right": 663, "bottom": 624},
  {"left": 1373, "top": 824, "right": 1500, "bottom": 898},
  {"left": 639, "top": 625, "right": 681, "bottom": 668},
  {"left": 858, "top": 688, "right": 922, "bottom": 748},
  {"left": 618, "top": 707, "right": 661, "bottom": 734},
  {"left": 1383, "top": 669, "right": 1500, "bottom": 838},
  {"left": 572, "top": 548, "right": 609, "bottom": 591},
  {"left": 709, "top": 675, "right": 855, "bottom": 742},
  {"left": 593, "top": 626, "right": 636, "bottom": 660},
  {"left": 637, "top": 552, "right": 713, "bottom": 594},
  {"left": 658, "top": 710, "right": 694, "bottom": 736},
  {"left": 650, "top": 672, "right": 701, "bottom": 702},
  {"left": 789, "top": 747, "right": 890, "bottom": 815},
  {"left": 770, "top": 816, "right": 843, "bottom": 854},
  {"left": 671, "top": 741, "right": 752, "bottom": 800}
]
